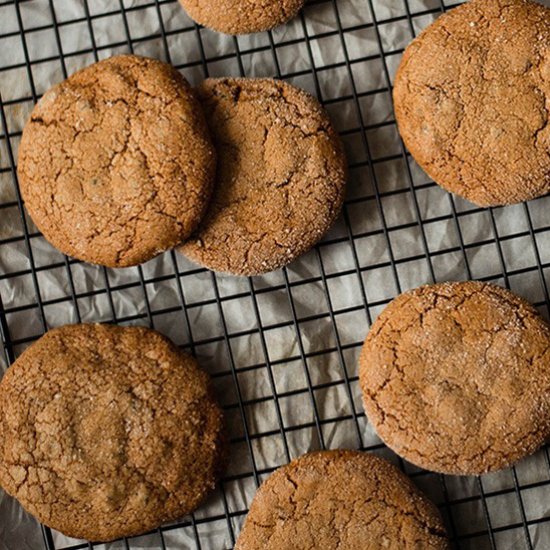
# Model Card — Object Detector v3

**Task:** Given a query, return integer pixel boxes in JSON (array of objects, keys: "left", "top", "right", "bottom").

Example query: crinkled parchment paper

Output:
[{"left": 2, "top": 0, "right": 550, "bottom": 549}]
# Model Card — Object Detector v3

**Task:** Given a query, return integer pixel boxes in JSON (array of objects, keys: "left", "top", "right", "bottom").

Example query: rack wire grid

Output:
[{"left": 2, "top": 0, "right": 550, "bottom": 549}]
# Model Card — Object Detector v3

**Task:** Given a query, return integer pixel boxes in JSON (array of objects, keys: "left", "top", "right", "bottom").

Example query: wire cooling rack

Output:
[{"left": 2, "top": 0, "right": 550, "bottom": 549}]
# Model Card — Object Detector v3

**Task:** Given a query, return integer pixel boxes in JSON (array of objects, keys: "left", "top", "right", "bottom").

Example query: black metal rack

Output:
[{"left": 1, "top": 0, "right": 550, "bottom": 548}]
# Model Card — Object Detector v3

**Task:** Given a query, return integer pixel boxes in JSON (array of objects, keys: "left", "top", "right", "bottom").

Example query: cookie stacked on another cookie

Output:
[
  {"left": 393, "top": 0, "right": 550, "bottom": 206},
  {"left": 0, "top": 324, "right": 226, "bottom": 541},
  {"left": 18, "top": 59, "right": 346, "bottom": 275},
  {"left": 236, "top": 450, "right": 449, "bottom": 549},
  {"left": 18, "top": 55, "right": 216, "bottom": 268},
  {"left": 359, "top": 281, "right": 550, "bottom": 475}
]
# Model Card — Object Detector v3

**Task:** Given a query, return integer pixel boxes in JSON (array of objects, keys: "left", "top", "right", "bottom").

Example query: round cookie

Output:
[
  {"left": 17, "top": 55, "right": 215, "bottom": 267},
  {"left": 178, "top": 0, "right": 305, "bottom": 34},
  {"left": 360, "top": 281, "right": 550, "bottom": 475},
  {"left": 393, "top": 0, "right": 550, "bottom": 207},
  {"left": 180, "top": 78, "right": 347, "bottom": 276},
  {"left": 0, "top": 323, "right": 225, "bottom": 541},
  {"left": 235, "top": 450, "right": 449, "bottom": 549}
]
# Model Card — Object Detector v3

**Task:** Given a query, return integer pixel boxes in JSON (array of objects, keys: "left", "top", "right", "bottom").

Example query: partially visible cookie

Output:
[
  {"left": 235, "top": 450, "right": 449, "bottom": 549},
  {"left": 180, "top": 78, "right": 347, "bottom": 276},
  {"left": 360, "top": 281, "right": 550, "bottom": 475},
  {"left": 18, "top": 54, "right": 215, "bottom": 267},
  {"left": 178, "top": 0, "right": 305, "bottom": 34},
  {"left": 0, "top": 323, "right": 225, "bottom": 541},
  {"left": 393, "top": 0, "right": 550, "bottom": 206}
]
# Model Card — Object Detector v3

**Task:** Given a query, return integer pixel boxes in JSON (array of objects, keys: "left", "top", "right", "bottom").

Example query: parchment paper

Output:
[{"left": 2, "top": 0, "right": 550, "bottom": 549}]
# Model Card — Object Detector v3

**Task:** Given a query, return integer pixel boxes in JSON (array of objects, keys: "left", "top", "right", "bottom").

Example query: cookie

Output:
[
  {"left": 0, "top": 323, "right": 225, "bottom": 541},
  {"left": 178, "top": 0, "right": 305, "bottom": 34},
  {"left": 393, "top": 0, "right": 550, "bottom": 207},
  {"left": 360, "top": 281, "right": 550, "bottom": 475},
  {"left": 17, "top": 55, "right": 215, "bottom": 267},
  {"left": 235, "top": 450, "right": 449, "bottom": 549},
  {"left": 180, "top": 78, "right": 347, "bottom": 276}
]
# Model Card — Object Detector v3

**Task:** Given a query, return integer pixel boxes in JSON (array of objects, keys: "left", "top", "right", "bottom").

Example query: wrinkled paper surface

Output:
[{"left": 2, "top": 0, "right": 550, "bottom": 549}]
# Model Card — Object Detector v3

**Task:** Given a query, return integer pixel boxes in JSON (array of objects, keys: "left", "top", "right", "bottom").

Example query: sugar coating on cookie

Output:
[
  {"left": 235, "top": 450, "right": 449, "bottom": 549},
  {"left": 360, "top": 281, "right": 550, "bottom": 475},
  {"left": 0, "top": 324, "right": 225, "bottom": 541},
  {"left": 180, "top": 78, "right": 347, "bottom": 276},
  {"left": 393, "top": 0, "right": 550, "bottom": 207},
  {"left": 17, "top": 55, "right": 215, "bottom": 267},
  {"left": 179, "top": 0, "right": 305, "bottom": 34}
]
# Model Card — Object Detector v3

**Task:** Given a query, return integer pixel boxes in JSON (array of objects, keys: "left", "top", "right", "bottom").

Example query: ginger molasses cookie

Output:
[
  {"left": 235, "top": 450, "right": 449, "bottom": 549},
  {"left": 180, "top": 78, "right": 347, "bottom": 276},
  {"left": 360, "top": 281, "right": 550, "bottom": 475},
  {"left": 0, "top": 324, "right": 225, "bottom": 541},
  {"left": 179, "top": 0, "right": 305, "bottom": 34},
  {"left": 393, "top": 0, "right": 550, "bottom": 206},
  {"left": 18, "top": 55, "right": 215, "bottom": 267}
]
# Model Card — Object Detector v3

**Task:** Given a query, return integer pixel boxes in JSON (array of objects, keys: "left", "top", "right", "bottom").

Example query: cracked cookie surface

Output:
[
  {"left": 360, "top": 281, "right": 550, "bottom": 475},
  {"left": 17, "top": 55, "right": 215, "bottom": 268},
  {"left": 393, "top": 0, "right": 550, "bottom": 206},
  {"left": 178, "top": 0, "right": 305, "bottom": 34},
  {"left": 0, "top": 323, "right": 225, "bottom": 541},
  {"left": 180, "top": 78, "right": 347, "bottom": 276},
  {"left": 235, "top": 450, "right": 449, "bottom": 549}
]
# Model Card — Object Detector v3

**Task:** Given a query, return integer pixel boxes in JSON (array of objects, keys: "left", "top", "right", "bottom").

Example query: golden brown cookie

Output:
[
  {"left": 0, "top": 324, "right": 225, "bottom": 541},
  {"left": 393, "top": 0, "right": 550, "bottom": 207},
  {"left": 17, "top": 55, "right": 215, "bottom": 267},
  {"left": 235, "top": 450, "right": 449, "bottom": 549},
  {"left": 178, "top": 0, "right": 305, "bottom": 34},
  {"left": 360, "top": 281, "right": 550, "bottom": 475},
  {"left": 180, "top": 78, "right": 347, "bottom": 276}
]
